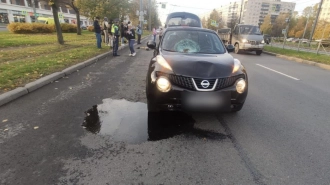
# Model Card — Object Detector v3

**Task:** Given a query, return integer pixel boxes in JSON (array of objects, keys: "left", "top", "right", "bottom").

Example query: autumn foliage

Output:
[{"left": 7, "top": 23, "right": 55, "bottom": 34}]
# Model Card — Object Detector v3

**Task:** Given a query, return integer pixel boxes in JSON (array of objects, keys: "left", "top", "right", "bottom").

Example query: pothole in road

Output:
[{"left": 82, "top": 99, "right": 227, "bottom": 144}]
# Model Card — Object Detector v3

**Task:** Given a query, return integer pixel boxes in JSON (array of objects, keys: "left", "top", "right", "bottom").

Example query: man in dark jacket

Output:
[{"left": 94, "top": 17, "right": 102, "bottom": 49}]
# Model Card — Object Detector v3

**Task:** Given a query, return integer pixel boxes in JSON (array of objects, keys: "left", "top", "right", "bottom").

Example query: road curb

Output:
[
  {"left": 0, "top": 35, "right": 151, "bottom": 107},
  {"left": 263, "top": 51, "right": 330, "bottom": 71}
]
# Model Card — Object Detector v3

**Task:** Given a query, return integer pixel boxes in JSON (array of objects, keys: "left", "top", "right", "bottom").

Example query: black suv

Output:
[{"left": 145, "top": 26, "right": 248, "bottom": 113}]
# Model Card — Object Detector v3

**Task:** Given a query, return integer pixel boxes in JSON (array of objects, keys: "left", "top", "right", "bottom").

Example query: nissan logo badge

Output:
[{"left": 201, "top": 80, "right": 210, "bottom": 88}]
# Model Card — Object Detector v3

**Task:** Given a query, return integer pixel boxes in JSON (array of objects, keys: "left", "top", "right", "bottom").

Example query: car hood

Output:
[{"left": 161, "top": 52, "right": 234, "bottom": 78}]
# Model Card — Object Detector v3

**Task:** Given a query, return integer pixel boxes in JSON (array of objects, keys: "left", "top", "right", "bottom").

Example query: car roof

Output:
[
  {"left": 165, "top": 12, "right": 202, "bottom": 28},
  {"left": 164, "top": 27, "right": 215, "bottom": 33}
]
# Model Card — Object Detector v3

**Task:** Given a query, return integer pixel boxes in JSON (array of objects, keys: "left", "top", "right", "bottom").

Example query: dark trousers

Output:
[
  {"left": 159, "top": 35, "right": 162, "bottom": 42},
  {"left": 137, "top": 34, "right": 141, "bottom": 44},
  {"left": 113, "top": 36, "right": 119, "bottom": 55}
]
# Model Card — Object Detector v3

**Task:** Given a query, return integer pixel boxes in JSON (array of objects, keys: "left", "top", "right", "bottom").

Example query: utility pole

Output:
[
  {"left": 282, "top": 10, "right": 292, "bottom": 49},
  {"left": 32, "top": 0, "right": 37, "bottom": 22},
  {"left": 140, "top": 0, "right": 143, "bottom": 32},
  {"left": 148, "top": 0, "right": 151, "bottom": 31},
  {"left": 238, "top": 0, "right": 244, "bottom": 24},
  {"left": 309, "top": 0, "right": 324, "bottom": 42},
  {"left": 298, "top": 10, "right": 311, "bottom": 51}
]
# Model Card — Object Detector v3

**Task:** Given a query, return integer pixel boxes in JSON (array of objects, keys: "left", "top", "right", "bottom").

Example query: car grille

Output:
[
  {"left": 248, "top": 40, "right": 260, "bottom": 45},
  {"left": 156, "top": 72, "right": 246, "bottom": 91},
  {"left": 192, "top": 78, "right": 217, "bottom": 90},
  {"left": 156, "top": 72, "right": 195, "bottom": 90},
  {"left": 215, "top": 74, "right": 245, "bottom": 90}
]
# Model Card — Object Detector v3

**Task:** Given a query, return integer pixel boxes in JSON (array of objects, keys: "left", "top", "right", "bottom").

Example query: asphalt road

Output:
[{"left": 1, "top": 37, "right": 330, "bottom": 185}]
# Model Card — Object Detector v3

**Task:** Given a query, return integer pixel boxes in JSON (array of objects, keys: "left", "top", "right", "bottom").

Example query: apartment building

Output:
[
  {"left": 0, "top": 0, "right": 89, "bottom": 26},
  {"left": 215, "top": 2, "right": 242, "bottom": 27},
  {"left": 320, "top": 0, "right": 330, "bottom": 22},
  {"left": 241, "top": 0, "right": 295, "bottom": 26}
]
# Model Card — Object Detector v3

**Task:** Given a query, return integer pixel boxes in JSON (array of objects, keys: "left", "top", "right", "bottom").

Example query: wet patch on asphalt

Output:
[{"left": 82, "top": 99, "right": 228, "bottom": 144}]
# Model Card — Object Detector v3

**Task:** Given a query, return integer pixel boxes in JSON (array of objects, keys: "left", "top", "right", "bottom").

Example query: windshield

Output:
[
  {"left": 167, "top": 17, "right": 200, "bottom": 27},
  {"left": 162, "top": 30, "right": 226, "bottom": 54},
  {"left": 239, "top": 25, "right": 261, "bottom": 35}
]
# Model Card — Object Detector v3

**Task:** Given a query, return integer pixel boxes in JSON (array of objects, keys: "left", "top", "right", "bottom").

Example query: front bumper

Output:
[
  {"left": 241, "top": 43, "right": 264, "bottom": 51},
  {"left": 148, "top": 80, "right": 248, "bottom": 112}
]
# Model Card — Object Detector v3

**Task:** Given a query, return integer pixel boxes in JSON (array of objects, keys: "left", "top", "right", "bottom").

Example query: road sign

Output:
[
  {"left": 144, "top": 20, "right": 147, "bottom": 24},
  {"left": 139, "top": 16, "right": 144, "bottom": 21},
  {"left": 282, "top": 29, "right": 286, "bottom": 35}
]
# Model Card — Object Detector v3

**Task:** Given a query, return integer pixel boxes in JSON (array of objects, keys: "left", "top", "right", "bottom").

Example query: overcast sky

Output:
[{"left": 156, "top": 0, "right": 318, "bottom": 25}]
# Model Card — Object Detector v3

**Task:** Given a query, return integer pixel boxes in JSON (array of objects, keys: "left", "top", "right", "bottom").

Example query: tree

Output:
[
  {"left": 272, "top": 13, "right": 289, "bottom": 37},
  {"left": 201, "top": 16, "right": 207, "bottom": 28},
  {"left": 77, "top": 0, "right": 130, "bottom": 21},
  {"left": 41, "top": 0, "right": 64, "bottom": 44},
  {"left": 260, "top": 14, "right": 272, "bottom": 35},
  {"left": 207, "top": 9, "right": 220, "bottom": 31},
  {"left": 59, "top": 0, "right": 81, "bottom": 35}
]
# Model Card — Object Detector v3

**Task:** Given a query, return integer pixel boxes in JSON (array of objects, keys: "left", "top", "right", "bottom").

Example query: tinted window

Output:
[{"left": 162, "top": 30, "right": 225, "bottom": 54}]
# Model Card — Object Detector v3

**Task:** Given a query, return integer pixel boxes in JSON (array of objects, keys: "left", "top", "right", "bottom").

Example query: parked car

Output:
[
  {"left": 80, "top": 25, "right": 87, "bottom": 30},
  {"left": 286, "top": 38, "right": 294, "bottom": 42},
  {"left": 145, "top": 26, "right": 248, "bottom": 113},
  {"left": 263, "top": 34, "right": 271, "bottom": 44}
]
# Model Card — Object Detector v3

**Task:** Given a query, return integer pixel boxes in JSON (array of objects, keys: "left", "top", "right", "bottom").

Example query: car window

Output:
[
  {"left": 239, "top": 25, "right": 262, "bottom": 35},
  {"left": 162, "top": 30, "right": 225, "bottom": 54},
  {"left": 167, "top": 17, "right": 200, "bottom": 27}
]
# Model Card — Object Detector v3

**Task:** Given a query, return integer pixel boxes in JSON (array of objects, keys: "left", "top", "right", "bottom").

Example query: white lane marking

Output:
[{"left": 256, "top": 64, "right": 300, "bottom": 81}]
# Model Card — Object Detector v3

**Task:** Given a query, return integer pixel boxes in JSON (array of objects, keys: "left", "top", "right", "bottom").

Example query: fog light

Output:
[
  {"left": 156, "top": 76, "right": 171, "bottom": 92},
  {"left": 236, "top": 78, "right": 246, "bottom": 94}
]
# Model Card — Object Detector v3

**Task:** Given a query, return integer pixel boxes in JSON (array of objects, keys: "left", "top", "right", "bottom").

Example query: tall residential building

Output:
[
  {"left": 241, "top": 0, "right": 296, "bottom": 26},
  {"left": 217, "top": 2, "right": 242, "bottom": 27},
  {"left": 0, "top": 0, "right": 89, "bottom": 26},
  {"left": 320, "top": 0, "right": 330, "bottom": 22}
]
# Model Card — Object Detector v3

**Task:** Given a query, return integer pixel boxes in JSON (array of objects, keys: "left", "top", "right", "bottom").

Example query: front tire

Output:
[
  {"left": 256, "top": 50, "right": 262, "bottom": 55},
  {"left": 235, "top": 43, "right": 242, "bottom": 54}
]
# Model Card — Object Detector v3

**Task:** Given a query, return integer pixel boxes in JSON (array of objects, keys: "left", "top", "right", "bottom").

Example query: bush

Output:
[
  {"left": 87, "top": 26, "right": 94, "bottom": 32},
  {"left": 7, "top": 22, "right": 55, "bottom": 34},
  {"left": 60, "top": 23, "right": 77, "bottom": 33}
]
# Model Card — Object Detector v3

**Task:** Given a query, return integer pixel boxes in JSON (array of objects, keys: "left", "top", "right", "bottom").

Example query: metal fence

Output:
[{"left": 268, "top": 37, "right": 330, "bottom": 56}]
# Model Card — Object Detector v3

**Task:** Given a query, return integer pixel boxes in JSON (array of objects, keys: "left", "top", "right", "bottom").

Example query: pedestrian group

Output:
[{"left": 93, "top": 16, "right": 144, "bottom": 57}]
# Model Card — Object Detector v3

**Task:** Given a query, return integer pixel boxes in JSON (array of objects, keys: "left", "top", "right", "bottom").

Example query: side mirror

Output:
[
  {"left": 147, "top": 40, "right": 156, "bottom": 49},
  {"left": 226, "top": 44, "right": 235, "bottom": 53}
]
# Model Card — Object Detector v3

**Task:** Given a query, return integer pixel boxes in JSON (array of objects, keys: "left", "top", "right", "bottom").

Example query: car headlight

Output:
[
  {"left": 156, "top": 76, "right": 171, "bottom": 92},
  {"left": 232, "top": 59, "right": 241, "bottom": 73},
  {"left": 157, "top": 55, "right": 172, "bottom": 71},
  {"left": 242, "top": 39, "right": 248, "bottom": 43},
  {"left": 261, "top": 40, "right": 265, "bottom": 44},
  {"left": 236, "top": 78, "right": 246, "bottom": 94}
]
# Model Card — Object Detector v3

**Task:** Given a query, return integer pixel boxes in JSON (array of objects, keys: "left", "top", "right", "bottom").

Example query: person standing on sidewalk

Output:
[
  {"left": 94, "top": 17, "right": 102, "bottom": 49},
  {"left": 112, "top": 20, "right": 120, "bottom": 56},
  {"left": 136, "top": 25, "right": 142, "bottom": 44},
  {"left": 109, "top": 19, "right": 114, "bottom": 48},
  {"left": 120, "top": 21, "right": 126, "bottom": 46},
  {"left": 159, "top": 28, "right": 163, "bottom": 42},
  {"left": 152, "top": 28, "right": 157, "bottom": 42},
  {"left": 127, "top": 24, "right": 136, "bottom": 56},
  {"left": 102, "top": 17, "right": 110, "bottom": 46}
]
